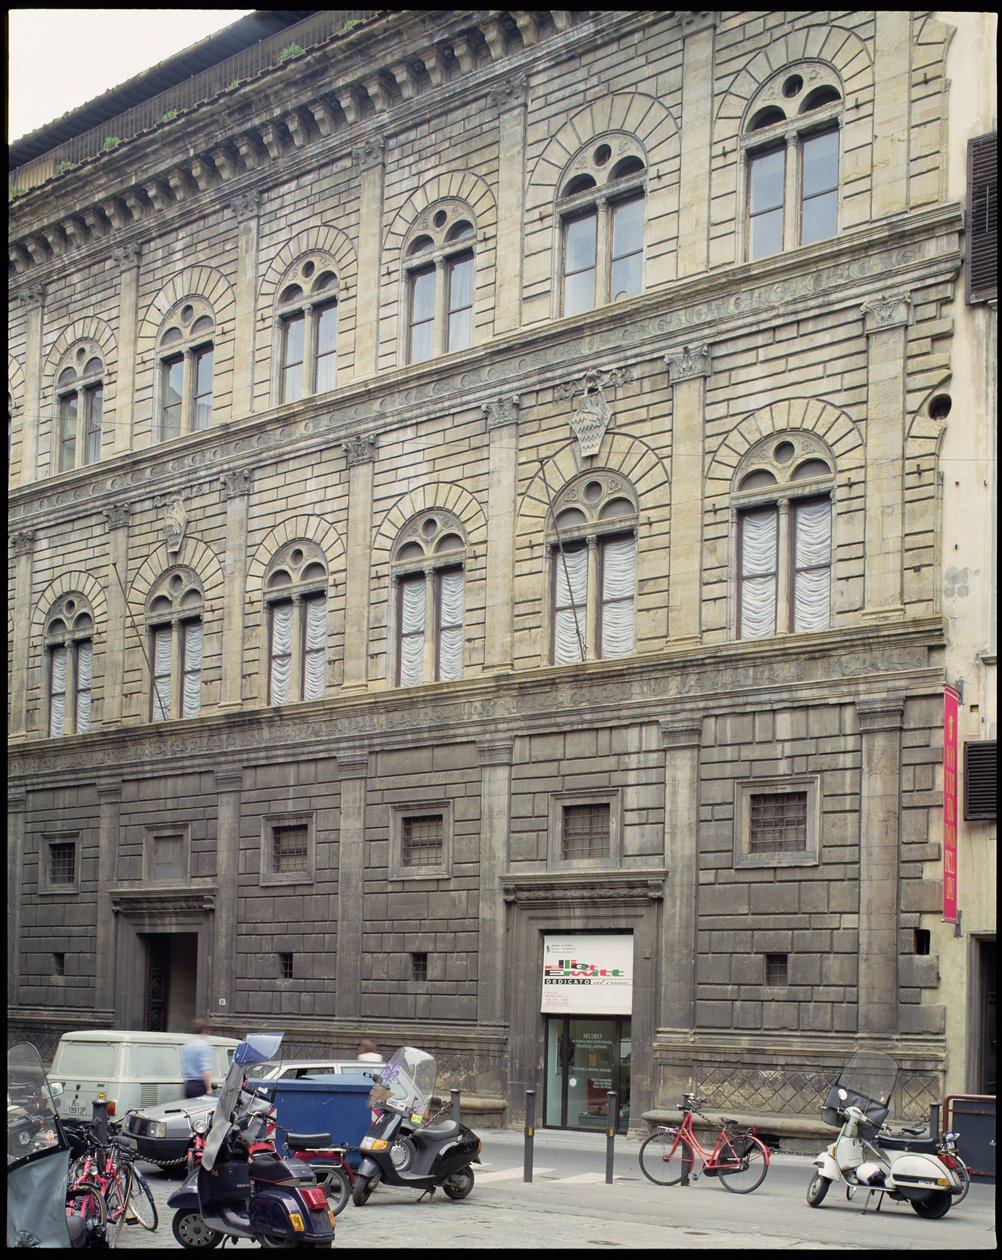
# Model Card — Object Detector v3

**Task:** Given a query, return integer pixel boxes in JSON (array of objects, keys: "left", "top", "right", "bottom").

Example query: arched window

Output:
[
  {"left": 392, "top": 513, "right": 466, "bottom": 686},
  {"left": 157, "top": 300, "right": 214, "bottom": 441},
  {"left": 264, "top": 544, "right": 328, "bottom": 705},
  {"left": 558, "top": 143, "right": 646, "bottom": 316},
  {"left": 146, "top": 569, "right": 204, "bottom": 721},
  {"left": 54, "top": 345, "right": 103, "bottom": 472},
  {"left": 44, "top": 594, "right": 94, "bottom": 736},
  {"left": 744, "top": 68, "right": 843, "bottom": 260},
  {"left": 404, "top": 206, "right": 476, "bottom": 363},
  {"left": 275, "top": 258, "right": 339, "bottom": 403},
  {"left": 548, "top": 474, "right": 638, "bottom": 664},
  {"left": 734, "top": 436, "right": 834, "bottom": 639}
]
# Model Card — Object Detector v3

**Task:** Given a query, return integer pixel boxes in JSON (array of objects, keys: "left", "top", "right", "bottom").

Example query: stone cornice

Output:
[
  {"left": 502, "top": 873, "right": 666, "bottom": 904},
  {"left": 7, "top": 619, "right": 947, "bottom": 784}
]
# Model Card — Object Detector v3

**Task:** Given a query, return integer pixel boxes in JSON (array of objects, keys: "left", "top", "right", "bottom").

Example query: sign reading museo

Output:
[{"left": 541, "top": 934, "right": 633, "bottom": 1015}]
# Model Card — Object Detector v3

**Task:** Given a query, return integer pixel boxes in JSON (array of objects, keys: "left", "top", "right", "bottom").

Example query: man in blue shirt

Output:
[{"left": 181, "top": 1020, "right": 216, "bottom": 1098}]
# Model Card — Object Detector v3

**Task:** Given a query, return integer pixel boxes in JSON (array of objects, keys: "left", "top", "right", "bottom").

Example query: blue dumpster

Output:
[{"left": 263, "top": 1074, "right": 376, "bottom": 1167}]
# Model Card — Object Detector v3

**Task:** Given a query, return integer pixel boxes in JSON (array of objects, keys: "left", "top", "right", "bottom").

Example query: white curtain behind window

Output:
[
  {"left": 600, "top": 535, "right": 636, "bottom": 658},
  {"left": 739, "top": 508, "right": 778, "bottom": 638},
  {"left": 269, "top": 603, "right": 293, "bottom": 705},
  {"left": 399, "top": 576, "right": 426, "bottom": 686},
  {"left": 437, "top": 568, "right": 464, "bottom": 681},
  {"left": 792, "top": 498, "right": 832, "bottom": 632},
  {"left": 152, "top": 625, "right": 173, "bottom": 721},
  {"left": 303, "top": 596, "right": 327, "bottom": 701},
  {"left": 49, "top": 645, "right": 67, "bottom": 736},
  {"left": 554, "top": 544, "right": 588, "bottom": 664},
  {"left": 182, "top": 620, "right": 202, "bottom": 718},
  {"left": 75, "top": 640, "right": 93, "bottom": 732}
]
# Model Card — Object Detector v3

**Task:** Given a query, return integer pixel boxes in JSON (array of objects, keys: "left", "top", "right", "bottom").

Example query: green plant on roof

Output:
[
  {"left": 161, "top": 108, "right": 177, "bottom": 123},
  {"left": 11, "top": 186, "right": 27, "bottom": 198},
  {"left": 279, "top": 43, "right": 304, "bottom": 61},
  {"left": 341, "top": 19, "right": 360, "bottom": 31},
  {"left": 228, "top": 79, "right": 240, "bottom": 90},
  {"left": 103, "top": 136, "right": 122, "bottom": 151},
  {"left": 57, "top": 160, "right": 78, "bottom": 174}
]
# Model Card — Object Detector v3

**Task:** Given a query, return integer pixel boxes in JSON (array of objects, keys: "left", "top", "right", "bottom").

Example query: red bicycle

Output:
[{"left": 639, "top": 1093, "right": 770, "bottom": 1193}]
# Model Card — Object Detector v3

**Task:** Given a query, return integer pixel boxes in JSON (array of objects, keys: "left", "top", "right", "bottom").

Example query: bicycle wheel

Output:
[
  {"left": 103, "top": 1165, "right": 131, "bottom": 1243},
  {"left": 67, "top": 1179, "right": 107, "bottom": 1242},
  {"left": 716, "top": 1134, "right": 769, "bottom": 1193},
  {"left": 127, "top": 1164, "right": 160, "bottom": 1230},
  {"left": 639, "top": 1129, "right": 694, "bottom": 1186},
  {"left": 953, "top": 1161, "right": 970, "bottom": 1204}
]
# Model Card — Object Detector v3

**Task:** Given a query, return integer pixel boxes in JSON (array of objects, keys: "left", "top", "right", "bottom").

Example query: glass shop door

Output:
[{"left": 544, "top": 1016, "right": 631, "bottom": 1132}]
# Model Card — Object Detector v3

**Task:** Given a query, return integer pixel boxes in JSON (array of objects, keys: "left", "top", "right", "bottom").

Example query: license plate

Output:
[{"left": 64, "top": 1100, "right": 88, "bottom": 1118}]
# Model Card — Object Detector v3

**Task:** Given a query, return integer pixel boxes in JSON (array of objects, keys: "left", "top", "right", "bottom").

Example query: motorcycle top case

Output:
[
  {"left": 205, "top": 1157, "right": 252, "bottom": 1201},
  {"left": 821, "top": 1084, "right": 888, "bottom": 1138}
]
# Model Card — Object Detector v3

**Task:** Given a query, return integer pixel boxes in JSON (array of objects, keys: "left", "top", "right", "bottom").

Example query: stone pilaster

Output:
[
  {"left": 676, "top": 14, "right": 716, "bottom": 276},
  {"left": 219, "top": 471, "right": 252, "bottom": 709},
  {"left": 102, "top": 503, "right": 131, "bottom": 724},
  {"left": 862, "top": 293, "right": 911, "bottom": 617},
  {"left": 872, "top": 11, "right": 911, "bottom": 220},
  {"left": 665, "top": 346, "right": 710, "bottom": 643},
  {"left": 658, "top": 719, "right": 702, "bottom": 1030},
  {"left": 94, "top": 783, "right": 121, "bottom": 1020},
  {"left": 483, "top": 395, "right": 520, "bottom": 670},
  {"left": 334, "top": 755, "right": 369, "bottom": 1020},
  {"left": 476, "top": 738, "right": 514, "bottom": 1024},
  {"left": 7, "top": 789, "right": 26, "bottom": 1005},
  {"left": 490, "top": 77, "right": 528, "bottom": 333},
  {"left": 16, "top": 285, "right": 45, "bottom": 485},
  {"left": 353, "top": 139, "right": 385, "bottom": 376},
  {"left": 855, "top": 697, "right": 904, "bottom": 1034},
  {"left": 111, "top": 244, "right": 141, "bottom": 453},
  {"left": 341, "top": 436, "right": 377, "bottom": 690},
  {"left": 9, "top": 531, "right": 36, "bottom": 737},
  {"left": 212, "top": 770, "right": 244, "bottom": 1019},
  {"left": 230, "top": 192, "right": 260, "bottom": 417}
]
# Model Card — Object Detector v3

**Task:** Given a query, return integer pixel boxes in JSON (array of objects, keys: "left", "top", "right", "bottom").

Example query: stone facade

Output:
[{"left": 8, "top": 11, "right": 996, "bottom": 1130}]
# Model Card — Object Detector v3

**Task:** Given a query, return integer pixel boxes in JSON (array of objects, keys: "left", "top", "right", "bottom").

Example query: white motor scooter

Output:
[{"left": 807, "top": 1050, "right": 965, "bottom": 1219}]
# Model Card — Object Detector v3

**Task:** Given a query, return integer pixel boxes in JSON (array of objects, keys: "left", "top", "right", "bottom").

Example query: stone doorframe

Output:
[
  {"left": 501, "top": 871, "right": 665, "bottom": 1130},
  {"left": 110, "top": 889, "right": 216, "bottom": 1030}
]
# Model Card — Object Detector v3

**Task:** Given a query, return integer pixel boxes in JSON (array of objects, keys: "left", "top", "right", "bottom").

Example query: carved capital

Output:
[
  {"left": 483, "top": 394, "right": 520, "bottom": 429},
  {"left": 220, "top": 469, "right": 252, "bottom": 500},
  {"left": 665, "top": 344, "right": 711, "bottom": 382},
  {"left": 677, "top": 11, "right": 719, "bottom": 36},
  {"left": 112, "top": 241, "right": 142, "bottom": 271},
  {"left": 354, "top": 136, "right": 385, "bottom": 171},
  {"left": 17, "top": 283, "right": 46, "bottom": 310},
  {"left": 477, "top": 738, "right": 514, "bottom": 767},
  {"left": 855, "top": 696, "right": 905, "bottom": 733},
  {"left": 862, "top": 292, "right": 912, "bottom": 335},
  {"left": 342, "top": 433, "right": 378, "bottom": 467},
  {"left": 659, "top": 718, "right": 702, "bottom": 749},
  {"left": 487, "top": 75, "right": 528, "bottom": 112},
  {"left": 103, "top": 502, "right": 132, "bottom": 530},
  {"left": 230, "top": 190, "right": 261, "bottom": 224},
  {"left": 10, "top": 530, "right": 36, "bottom": 557},
  {"left": 338, "top": 754, "right": 369, "bottom": 779}
]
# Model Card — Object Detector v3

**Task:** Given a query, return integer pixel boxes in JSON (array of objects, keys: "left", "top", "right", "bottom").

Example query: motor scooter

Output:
[
  {"left": 7, "top": 1042, "right": 103, "bottom": 1248},
  {"left": 807, "top": 1049, "right": 965, "bottom": 1219},
  {"left": 352, "top": 1046, "right": 481, "bottom": 1205},
  {"left": 167, "top": 1032, "right": 335, "bottom": 1249}
]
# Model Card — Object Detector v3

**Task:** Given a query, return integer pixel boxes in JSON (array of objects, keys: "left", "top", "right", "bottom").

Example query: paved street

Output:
[{"left": 121, "top": 1128, "right": 996, "bottom": 1250}]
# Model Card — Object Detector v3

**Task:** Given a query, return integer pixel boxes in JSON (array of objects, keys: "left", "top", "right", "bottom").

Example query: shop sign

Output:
[
  {"left": 541, "top": 933, "right": 633, "bottom": 1014},
  {"left": 943, "top": 686, "right": 959, "bottom": 924}
]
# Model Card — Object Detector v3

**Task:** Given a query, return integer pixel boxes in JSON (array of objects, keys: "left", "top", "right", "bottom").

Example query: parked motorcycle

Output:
[
  {"left": 167, "top": 1032, "right": 335, "bottom": 1249},
  {"left": 807, "top": 1049, "right": 965, "bottom": 1219},
  {"left": 352, "top": 1046, "right": 481, "bottom": 1205},
  {"left": 7, "top": 1042, "right": 102, "bottom": 1248}
]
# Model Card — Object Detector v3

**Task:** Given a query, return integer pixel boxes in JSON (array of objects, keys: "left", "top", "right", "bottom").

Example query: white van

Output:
[{"left": 48, "top": 1030, "right": 240, "bottom": 1121}]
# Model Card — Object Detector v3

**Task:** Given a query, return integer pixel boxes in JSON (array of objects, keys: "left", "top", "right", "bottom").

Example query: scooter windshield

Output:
[
  {"left": 202, "top": 1033, "right": 283, "bottom": 1172},
  {"left": 8, "top": 1043, "right": 66, "bottom": 1170},
  {"left": 373, "top": 1047, "right": 438, "bottom": 1122}
]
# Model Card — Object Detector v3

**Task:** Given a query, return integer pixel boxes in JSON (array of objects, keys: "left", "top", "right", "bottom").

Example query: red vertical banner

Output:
[{"left": 942, "top": 685, "right": 960, "bottom": 924}]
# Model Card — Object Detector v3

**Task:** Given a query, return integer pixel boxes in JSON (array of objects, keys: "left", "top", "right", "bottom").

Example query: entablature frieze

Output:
[{"left": 502, "top": 873, "right": 666, "bottom": 905}]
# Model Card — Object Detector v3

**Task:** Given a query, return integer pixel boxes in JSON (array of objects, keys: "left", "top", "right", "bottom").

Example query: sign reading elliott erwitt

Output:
[{"left": 540, "top": 934, "right": 634, "bottom": 1015}]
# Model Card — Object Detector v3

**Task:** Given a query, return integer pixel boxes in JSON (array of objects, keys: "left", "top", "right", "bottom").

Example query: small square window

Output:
[
  {"left": 402, "top": 815, "right": 444, "bottom": 867},
  {"left": 261, "top": 815, "right": 315, "bottom": 885},
  {"left": 412, "top": 952, "right": 428, "bottom": 982},
  {"left": 47, "top": 840, "right": 77, "bottom": 887},
  {"left": 278, "top": 952, "right": 294, "bottom": 980},
  {"left": 389, "top": 804, "right": 452, "bottom": 879},
  {"left": 273, "top": 825, "right": 309, "bottom": 873},
  {"left": 735, "top": 778, "right": 819, "bottom": 869},
  {"left": 562, "top": 804, "right": 611, "bottom": 860},
  {"left": 749, "top": 792, "right": 807, "bottom": 853},
  {"left": 53, "top": 953, "right": 66, "bottom": 977},
  {"left": 914, "top": 929, "right": 931, "bottom": 956},
  {"left": 765, "top": 953, "right": 788, "bottom": 985}
]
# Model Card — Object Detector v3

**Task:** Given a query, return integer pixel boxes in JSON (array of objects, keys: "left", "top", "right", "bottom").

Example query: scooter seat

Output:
[
  {"left": 284, "top": 1132, "right": 333, "bottom": 1151},
  {"left": 420, "top": 1120, "right": 461, "bottom": 1141}
]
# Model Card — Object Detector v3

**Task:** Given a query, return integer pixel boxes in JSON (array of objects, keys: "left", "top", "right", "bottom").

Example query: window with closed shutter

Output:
[
  {"left": 964, "top": 740, "right": 997, "bottom": 820},
  {"left": 967, "top": 133, "right": 997, "bottom": 303}
]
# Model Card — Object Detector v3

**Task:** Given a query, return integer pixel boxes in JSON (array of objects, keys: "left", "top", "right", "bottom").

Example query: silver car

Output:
[{"left": 124, "top": 1059, "right": 377, "bottom": 1167}]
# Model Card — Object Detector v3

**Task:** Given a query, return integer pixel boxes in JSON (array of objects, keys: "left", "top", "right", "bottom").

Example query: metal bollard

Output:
[
  {"left": 524, "top": 1089, "right": 536, "bottom": 1183},
  {"left": 605, "top": 1092, "right": 617, "bottom": 1184},
  {"left": 451, "top": 1088, "right": 461, "bottom": 1124},
  {"left": 92, "top": 1096, "right": 109, "bottom": 1147}
]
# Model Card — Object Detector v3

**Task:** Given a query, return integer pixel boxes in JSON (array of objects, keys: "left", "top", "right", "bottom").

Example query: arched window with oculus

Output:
[
  {"left": 157, "top": 300, "right": 215, "bottom": 441},
  {"left": 558, "top": 142, "right": 647, "bottom": 316},
  {"left": 147, "top": 570, "right": 204, "bottom": 721},
  {"left": 265, "top": 545, "right": 328, "bottom": 706},
  {"left": 55, "top": 345, "right": 104, "bottom": 472},
  {"left": 548, "top": 474, "right": 638, "bottom": 665},
  {"left": 404, "top": 206, "right": 476, "bottom": 363},
  {"left": 734, "top": 437, "right": 834, "bottom": 640},
  {"left": 392, "top": 513, "right": 466, "bottom": 687},
  {"left": 276, "top": 258, "right": 339, "bottom": 403},
  {"left": 44, "top": 594, "right": 95, "bottom": 736},
  {"left": 744, "top": 69, "right": 843, "bottom": 261}
]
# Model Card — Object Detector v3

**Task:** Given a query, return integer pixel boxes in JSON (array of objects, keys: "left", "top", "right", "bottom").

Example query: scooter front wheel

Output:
[
  {"left": 806, "top": 1172, "right": 831, "bottom": 1207},
  {"left": 352, "top": 1172, "right": 379, "bottom": 1206},
  {"left": 442, "top": 1166, "right": 475, "bottom": 1200},
  {"left": 171, "top": 1208, "right": 223, "bottom": 1249}
]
